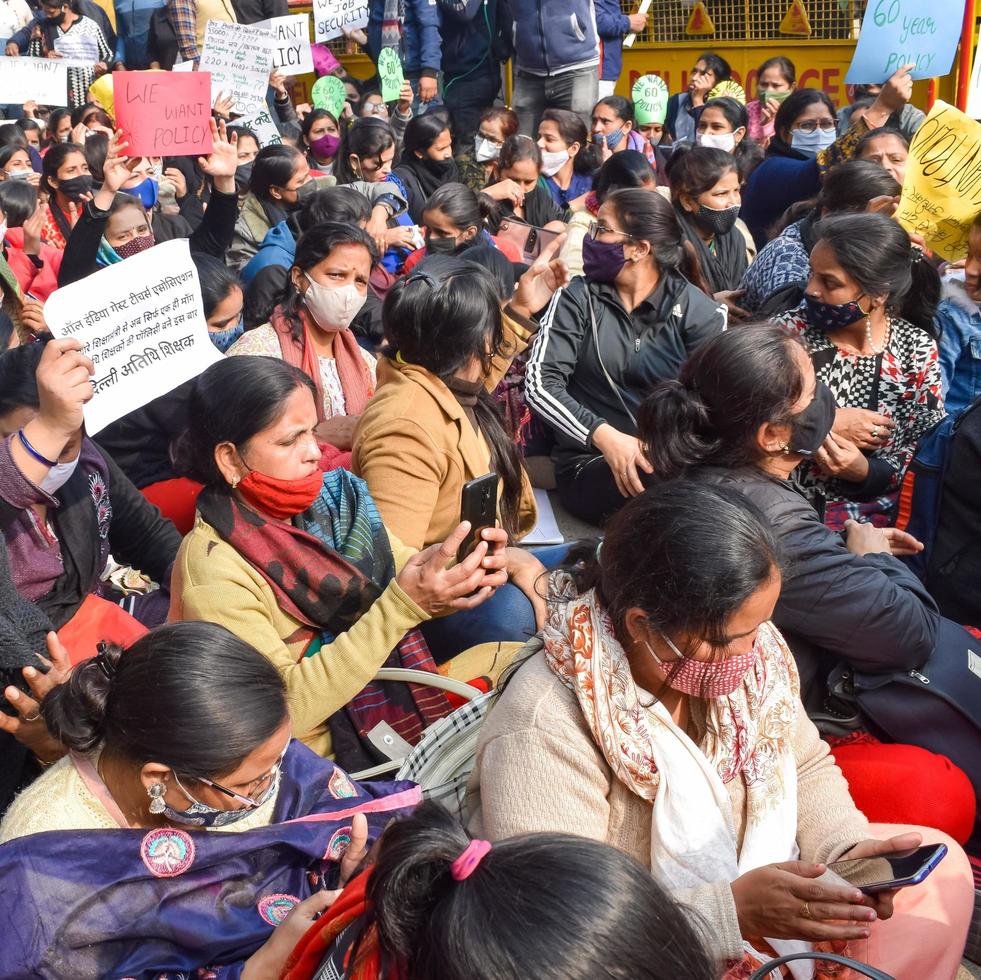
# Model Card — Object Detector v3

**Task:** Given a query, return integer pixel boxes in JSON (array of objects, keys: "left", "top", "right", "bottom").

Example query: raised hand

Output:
[{"left": 197, "top": 118, "right": 238, "bottom": 194}]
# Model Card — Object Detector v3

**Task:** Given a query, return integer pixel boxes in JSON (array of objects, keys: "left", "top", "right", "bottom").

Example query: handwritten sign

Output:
[
  {"left": 0, "top": 57, "right": 71, "bottom": 105},
  {"left": 377, "top": 48, "right": 403, "bottom": 104},
  {"left": 44, "top": 239, "right": 222, "bottom": 435},
  {"left": 311, "top": 74, "right": 346, "bottom": 119},
  {"left": 312, "top": 0, "right": 368, "bottom": 43},
  {"left": 632, "top": 74, "right": 668, "bottom": 125},
  {"left": 845, "top": 0, "right": 964, "bottom": 83},
  {"left": 258, "top": 14, "right": 313, "bottom": 76},
  {"left": 235, "top": 108, "right": 283, "bottom": 148},
  {"left": 895, "top": 101, "right": 981, "bottom": 262},
  {"left": 114, "top": 71, "right": 213, "bottom": 157},
  {"left": 53, "top": 31, "right": 100, "bottom": 63},
  {"left": 199, "top": 20, "right": 274, "bottom": 116}
]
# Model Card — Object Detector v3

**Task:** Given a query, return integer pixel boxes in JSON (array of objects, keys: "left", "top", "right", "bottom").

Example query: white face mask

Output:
[
  {"left": 697, "top": 131, "right": 736, "bottom": 152},
  {"left": 540, "top": 148, "right": 570, "bottom": 177},
  {"left": 474, "top": 136, "right": 501, "bottom": 163},
  {"left": 40, "top": 454, "right": 80, "bottom": 494},
  {"left": 302, "top": 275, "right": 366, "bottom": 331},
  {"left": 790, "top": 127, "right": 836, "bottom": 157}
]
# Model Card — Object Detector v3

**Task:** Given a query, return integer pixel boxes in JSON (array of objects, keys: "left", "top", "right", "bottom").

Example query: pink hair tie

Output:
[{"left": 450, "top": 839, "right": 491, "bottom": 881}]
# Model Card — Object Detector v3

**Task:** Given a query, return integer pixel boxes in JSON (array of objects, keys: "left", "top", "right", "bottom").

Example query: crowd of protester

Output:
[{"left": 0, "top": 5, "right": 980, "bottom": 976}]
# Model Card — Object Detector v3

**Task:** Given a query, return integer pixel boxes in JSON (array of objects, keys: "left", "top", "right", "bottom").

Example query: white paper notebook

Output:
[{"left": 522, "top": 489, "right": 565, "bottom": 546}]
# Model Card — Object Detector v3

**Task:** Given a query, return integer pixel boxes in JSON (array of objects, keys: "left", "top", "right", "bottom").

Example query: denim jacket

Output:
[{"left": 935, "top": 276, "right": 981, "bottom": 418}]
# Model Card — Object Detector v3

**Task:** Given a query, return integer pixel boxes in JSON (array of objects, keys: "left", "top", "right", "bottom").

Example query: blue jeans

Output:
[
  {"left": 421, "top": 544, "right": 569, "bottom": 664},
  {"left": 408, "top": 77, "right": 444, "bottom": 117}
]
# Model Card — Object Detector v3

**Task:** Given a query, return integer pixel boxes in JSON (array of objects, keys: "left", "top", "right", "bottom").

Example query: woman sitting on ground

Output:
[
  {"left": 0, "top": 620, "right": 419, "bottom": 978},
  {"left": 694, "top": 96, "right": 763, "bottom": 181},
  {"left": 171, "top": 355, "right": 509, "bottom": 764},
  {"left": 537, "top": 108, "right": 598, "bottom": 210},
  {"left": 492, "top": 135, "right": 566, "bottom": 231},
  {"left": 856, "top": 126, "right": 908, "bottom": 185},
  {"left": 776, "top": 212, "right": 944, "bottom": 529},
  {"left": 471, "top": 481, "right": 973, "bottom": 979}
]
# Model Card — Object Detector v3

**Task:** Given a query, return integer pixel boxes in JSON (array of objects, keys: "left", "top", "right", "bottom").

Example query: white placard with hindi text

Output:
[
  {"left": 235, "top": 107, "right": 283, "bottom": 147},
  {"left": 199, "top": 20, "right": 274, "bottom": 116},
  {"left": 312, "top": 0, "right": 368, "bottom": 43},
  {"left": 0, "top": 56, "right": 70, "bottom": 105},
  {"left": 258, "top": 14, "right": 313, "bottom": 75},
  {"left": 43, "top": 239, "right": 222, "bottom": 435}
]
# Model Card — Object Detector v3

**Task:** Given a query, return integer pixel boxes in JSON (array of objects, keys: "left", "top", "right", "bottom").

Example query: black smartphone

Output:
[
  {"left": 457, "top": 473, "right": 498, "bottom": 564},
  {"left": 826, "top": 843, "right": 947, "bottom": 894}
]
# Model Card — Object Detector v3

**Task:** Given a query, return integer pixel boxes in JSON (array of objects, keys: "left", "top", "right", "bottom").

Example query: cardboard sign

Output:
[
  {"left": 234, "top": 107, "right": 283, "bottom": 148},
  {"left": 43, "top": 239, "right": 222, "bottom": 435},
  {"left": 895, "top": 101, "right": 981, "bottom": 262},
  {"left": 312, "top": 0, "right": 369, "bottom": 44},
  {"left": 0, "top": 56, "right": 70, "bottom": 105},
  {"left": 845, "top": 0, "right": 964, "bottom": 83},
  {"left": 311, "top": 74, "right": 346, "bottom": 119},
  {"left": 377, "top": 48, "right": 403, "bottom": 104},
  {"left": 707, "top": 79, "right": 746, "bottom": 104},
  {"left": 258, "top": 14, "right": 313, "bottom": 76},
  {"left": 199, "top": 20, "right": 274, "bottom": 116},
  {"left": 631, "top": 74, "right": 668, "bottom": 125},
  {"left": 173, "top": 59, "right": 195, "bottom": 72},
  {"left": 114, "top": 71, "right": 213, "bottom": 157}
]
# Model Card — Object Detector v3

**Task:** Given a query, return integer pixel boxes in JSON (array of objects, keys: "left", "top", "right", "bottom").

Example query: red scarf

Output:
[{"left": 270, "top": 306, "right": 374, "bottom": 423}]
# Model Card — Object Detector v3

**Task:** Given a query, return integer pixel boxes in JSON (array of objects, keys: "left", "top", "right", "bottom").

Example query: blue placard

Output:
[{"left": 845, "top": 0, "right": 965, "bottom": 84}]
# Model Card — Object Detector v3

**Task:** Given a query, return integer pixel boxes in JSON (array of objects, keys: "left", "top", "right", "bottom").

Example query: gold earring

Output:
[{"left": 230, "top": 475, "right": 240, "bottom": 488}]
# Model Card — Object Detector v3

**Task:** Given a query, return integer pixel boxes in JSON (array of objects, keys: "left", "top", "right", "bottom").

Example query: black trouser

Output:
[
  {"left": 555, "top": 453, "right": 636, "bottom": 527},
  {"left": 442, "top": 63, "right": 501, "bottom": 152}
]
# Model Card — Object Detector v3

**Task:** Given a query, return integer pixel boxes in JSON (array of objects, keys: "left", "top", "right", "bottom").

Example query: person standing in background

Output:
[
  {"left": 510, "top": 0, "right": 600, "bottom": 137},
  {"left": 367, "top": 0, "right": 442, "bottom": 115},
  {"left": 594, "top": 0, "right": 647, "bottom": 100}
]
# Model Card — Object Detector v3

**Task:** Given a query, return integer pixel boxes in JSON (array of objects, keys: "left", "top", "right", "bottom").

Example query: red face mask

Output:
[{"left": 237, "top": 468, "right": 323, "bottom": 520}]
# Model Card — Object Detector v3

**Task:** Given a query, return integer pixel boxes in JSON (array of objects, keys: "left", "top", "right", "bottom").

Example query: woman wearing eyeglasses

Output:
[
  {"left": 740, "top": 65, "right": 913, "bottom": 249},
  {"left": 522, "top": 189, "right": 725, "bottom": 525}
]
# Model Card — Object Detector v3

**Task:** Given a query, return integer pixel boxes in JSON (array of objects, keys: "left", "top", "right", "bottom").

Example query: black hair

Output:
[
  {"left": 40, "top": 142, "right": 87, "bottom": 197},
  {"left": 813, "top": 212, "right": 940, "bottom": 336},
  {"left": 0, "top": 143, "right": 31, "bottom": 171},
  {"left": 45, "top": 109, "right": 73, "bottom": 146},
  {"left": 179, "top": 355, "right": 316, "bottom": 488},
  {"left": 334, "top": 116, "right": 395, "bottom": 184},
  {"left": 0, "top": 314, "right": 14, "bottom": 354},
  {"left": 296, "top": 184, "right": 373, "bottom": 233},
  {"left": 639, "top": 323, "right": 807, "bottom": 480},
  {"left": 457, "top": 244, "right": 516, "bottom": 301},
  {"left": 70, "top": 103, "right": 112, "bottom": 129},
  {"left": 278, "top": 221, "right": 377, "bottom": 338},
  {"left": 757, "top": 55, "right": 796, "bottom": 86},
  {"left": 422, "top": 182, "right": 493, "bottom": 235},
  {"left": 0, "top": 180, "right": 38, "bottom": 227},
  {"left": 773, "top": 89, "right": 837, "bottom": 146},
  {"left": 697, "top": 97, "right": 763, "bottom": 178},
  {"left": 605, "top": 188, "right": 709, "bottom": 293},
  {"left": 192, "top": 253, "right": 242, "bottom": 319},
  {"left": 15, "top": 118, "right": 43, "bottom": 141},
  {"left": 41, "top": 622, "right": 289, "bottom": 776},
  {"left": 592, "top": 149, "right": 656, "bottom": 203},
  {"left": 249, "top": 144, "right": 304, "bottom": 203},
  {"left": 816, "top": 159, "right": 901, "bottom": 213},
  {"left": 363, "top": 801, "right": 718, "bottom": 980},
  {"left": 225, "top": 125, "right": 258, "bottom": 150},
  {"left": 0, "top": 337, "right": 44, "bottom": 416},
  {"left": 403, "top": 111, "right": 451, "bottom": 160},
  {"left": 480, "top": 106, "right": 519, "bottom": 140},
  {"left": 667, "top": 144, "right": 738, "bottom": 205},
  {"left": 855, "top": 126, "right": 909, "bottom": 158},
  {"left": 382, "top": 256, "right": 524, "bottom": 538},
  {"left": 0, "top": 124, "right": 27, "bottom": 149},
  {"left": 106, "top": 190, "right": 146, "bottom": 225},
  {"left": 498, "top": 134, "right": 541, "bottom": 173},
  {"left": 300, "top": 108, "right": 338, "bottom": 145},
  {"left": 82, "top": 131, "right": 108, "bottom": 183},
  {"left": 698, "top": 52, "right": 731, "bottom": 83},
  {"left": 540, "top": 108, "right": 601, "bottom": 176},
  {"left": 595, "top": 95, "right": 634, "bottom": 126}
]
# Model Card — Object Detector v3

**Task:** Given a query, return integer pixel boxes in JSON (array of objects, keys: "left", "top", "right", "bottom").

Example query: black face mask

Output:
[
  {"left": 44, "top": 10, "right": 64, "bottom": 24},
  {"left": 787, "top": 381, "right": 837, "bottom": 457},
  {"left": 57, "top": 174, "right": 93, "bottom": 202},
  {"left": 234, "top": 162, "right": 253, "bottom": 194},
  {"left": 425, "top": 234, "right": 460, "bottom": 255},
  {"left": 421, "top": 157, "right": 456, "bottom": 179}
]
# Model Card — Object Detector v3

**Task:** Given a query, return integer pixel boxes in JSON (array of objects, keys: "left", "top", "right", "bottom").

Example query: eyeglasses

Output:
[
  {"left": 795, "top": 119, "right": 837, "bottom": 133},
  {"left": 587, "top": 220, "right": 634, "bottom": 242},
  {"left": 182, "top": 752, "right": 285, "bottom": 809},
  {"left": 363, "top": 103, "right": 388, "bottom": 116}
]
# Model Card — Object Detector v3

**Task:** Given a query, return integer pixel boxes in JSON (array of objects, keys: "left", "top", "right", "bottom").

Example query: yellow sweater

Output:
[{"left": 169, "top": 515, "right": 429, "bottom": 758}]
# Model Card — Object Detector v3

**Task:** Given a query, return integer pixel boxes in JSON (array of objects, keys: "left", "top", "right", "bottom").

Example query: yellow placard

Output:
[
  {"left": 896, "top": 101, "right": 981, "bottom": 262},
  {"left": 779, "top": 0, "right": 812, "bottom": 37},
  {"left": 685, "top": 1, "right": 715, "bottom": 36}
]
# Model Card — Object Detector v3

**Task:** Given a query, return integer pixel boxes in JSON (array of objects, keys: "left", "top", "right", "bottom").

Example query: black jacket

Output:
[
  {"left": 230, "top": 0, "right": 286, "bottom": 23},
  {"left": 927, "top": 397, "right": 981, "bottom": 626},
  {"left": 525, "top": 273, "right": 726, "bottom": 462},
  {"left": 436, "top": 0, "right": 509, "bottom": 78},
  {"left": 695, "top": 466, "right": 939, "bottom": 700}
]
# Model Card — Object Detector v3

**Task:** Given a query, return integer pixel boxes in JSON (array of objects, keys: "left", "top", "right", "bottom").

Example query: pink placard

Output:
[{"left": 114, "top": 71, "right": 214, "bottom": 158}]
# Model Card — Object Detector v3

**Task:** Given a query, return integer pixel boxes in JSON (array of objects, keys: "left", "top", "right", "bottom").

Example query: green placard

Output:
[
  {"left": 311, "top": 75, "right": 347, "bottom": 120},
  {"left": 631, "top": 74, "right": 668, "bottom": 125},
  {"left": 377, "top": 48, "right": 404, "bottom": 104}
]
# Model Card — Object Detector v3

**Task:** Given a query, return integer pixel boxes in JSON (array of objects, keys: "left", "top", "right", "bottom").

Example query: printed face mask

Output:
[
  {"left": 209, "top": 317, "right": 244, "bottom": 353},
  {"left": 474, "top": 136, "right": 501, "bottom": 163},
  {"left": 645, "top": 632, "right": 758, "bottom": 699},
  {"left": 540, "top": 148, "right": 570, "bottom": 177},
  {"left": 596, "top": 129, "right": 626, "bottom": 151},
  {"left": 697, "top": 131, "right": 736, "bottom": 153},
  {"left": 582, "top": 234, "right": 627, "bottom": 283},
  {"left": 786, "top": 381, "right": 837, "bottom": 457},
  {"left": 693, "top": 202, "right": 740, "bottom": 236},
  {"left": 162, "top": 770, "right": 279, "bottom": 828},
  {"left": 40, "top": 453, "right": 79, "bottom": 494},
  {"left": 790, "top": 127, "right": 836, "bottom": 157},
  {"left": 114, "top": 232, "right": 155, "bottom": 259},
  {"left": 302, "top": 275, "right": 367, "bottom": 331},
  {"left": 803, "top": 291, "right": 870, "bottom": 332}
]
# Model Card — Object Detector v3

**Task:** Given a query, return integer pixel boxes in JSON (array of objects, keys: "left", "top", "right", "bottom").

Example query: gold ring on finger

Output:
[{"left": 800, "top": 901, "right": 813, "bottom": 920}]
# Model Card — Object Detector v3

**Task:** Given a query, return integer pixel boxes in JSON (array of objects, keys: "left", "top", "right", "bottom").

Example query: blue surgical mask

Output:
[
  {"left": 790, "top": 127, "right": 836, "bottom": 157},
  {"left": 162, "top": 768, "right": 279, "bottom": 828},
  {"left": 124, "top": 176, "right": 159, "bottom": 210},
  {"left": 596, "top": 129, "right": 626, "bottom": 152},
  {"left": 209, "top": 317, "right": 244, "bottom": 353}
]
